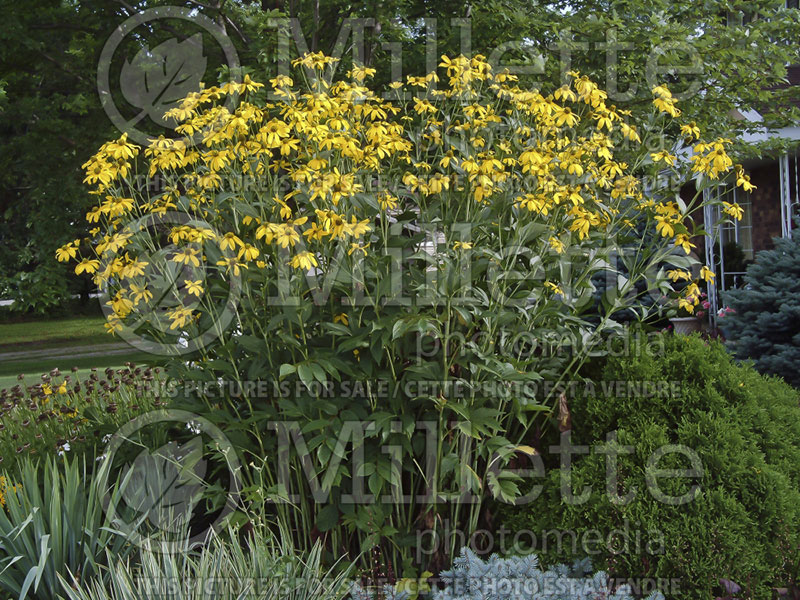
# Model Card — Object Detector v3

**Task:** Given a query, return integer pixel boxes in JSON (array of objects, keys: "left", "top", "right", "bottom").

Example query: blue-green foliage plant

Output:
[
  {"left": 350, "top": 548, "right": 663, "bottom": 600},
  {"left": 432, "top": 549, "right": 661, "bottom": 600},
  {"left": 724, "top": 223, "right": 800, "bottom": 386}
]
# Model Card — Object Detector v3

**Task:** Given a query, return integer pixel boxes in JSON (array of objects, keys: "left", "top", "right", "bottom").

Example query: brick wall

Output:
[{"left": 748, "top": 162, "right": 783, "bottom": 253}]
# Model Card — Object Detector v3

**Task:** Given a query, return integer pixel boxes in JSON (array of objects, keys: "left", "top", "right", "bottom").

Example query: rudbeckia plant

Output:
[{"left": 60, "top": 53, "right": 746, "bottom": 574}]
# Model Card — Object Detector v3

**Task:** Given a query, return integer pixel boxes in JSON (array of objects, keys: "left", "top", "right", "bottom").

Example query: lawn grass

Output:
[
  {"left": 0, "top": 315, "right": 113, "bottom": 350},
  {"left": 0, "top": 315, "right": 160, "bottom": 388},
  {"left": 0, "top": 353, "right": 158, "bottom": 391}
]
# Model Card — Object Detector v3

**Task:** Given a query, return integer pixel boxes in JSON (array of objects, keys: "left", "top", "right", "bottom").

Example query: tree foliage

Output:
[
  {"left": 724, "top": 225, "right": 800, "bottom": 387},
  {"left": 2, "top": 0, "right": 800, "bottom": 311}
]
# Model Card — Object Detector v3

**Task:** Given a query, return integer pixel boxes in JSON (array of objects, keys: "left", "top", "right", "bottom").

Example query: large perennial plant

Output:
[{"left": 59, "top": 53, "right": 747, "bottom": 574}]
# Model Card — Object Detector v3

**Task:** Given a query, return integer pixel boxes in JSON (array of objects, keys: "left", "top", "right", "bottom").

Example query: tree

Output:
[
  {"left": 724, "top": 225, "right": 800, "bottom": 387},
  {"left": 3, "top": 0, "right": 799, "bottom": 312},
  {"left": 0, "top": 0, "right": 269, "bottom": 313}
]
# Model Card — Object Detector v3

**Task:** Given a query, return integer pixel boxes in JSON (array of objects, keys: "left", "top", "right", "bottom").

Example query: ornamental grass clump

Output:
[
  {"left": 0, "top": 457, "right": 134, "bottom": 600},
  {"left": 61, "top": 524, "right": 354, "bottom": 600},
  {"left": 60, "top": 53, "right": 748, "bottom": 573}
]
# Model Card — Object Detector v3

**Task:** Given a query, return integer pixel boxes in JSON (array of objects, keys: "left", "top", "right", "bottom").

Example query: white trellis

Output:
[
  {"left": 703, "top": 151, "right": 799, "bottom": 327},
  {"left": 703, "top": 187, "right": 720, "bottom": 327},
  {"left": 779, "top": 152, "right": 800, "bottom": 237}
]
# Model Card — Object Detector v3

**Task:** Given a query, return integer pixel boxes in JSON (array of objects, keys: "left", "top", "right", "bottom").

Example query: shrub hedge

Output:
[{"left": 498, "top": 334, "right": 800, "bottom": 599}]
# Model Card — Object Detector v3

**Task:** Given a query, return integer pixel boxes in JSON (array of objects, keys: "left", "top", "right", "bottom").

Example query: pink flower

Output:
[
  {"left": 702, "top": 301, "right": 710, "bottom": 309},
  {"left": 697, "top": 310, "right": 705, "bottom": 318}
]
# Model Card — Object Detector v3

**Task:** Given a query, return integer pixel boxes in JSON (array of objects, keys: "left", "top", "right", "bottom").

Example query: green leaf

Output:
[
  {"left": 315, "top": 505, "right": 340, "bottom": 532},
  {"left": 278, "top": 363, "right": 297, "bottom": 380}
]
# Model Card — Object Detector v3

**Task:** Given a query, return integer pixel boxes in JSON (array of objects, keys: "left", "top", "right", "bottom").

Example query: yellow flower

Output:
[
  {"left": 655, "top": 216, "right": 676, "bottom": 238},
  {"left": 678, "top": 296, "right": 695, "bottom": 314},
  {"left": 167, "top": 306, "right": 194, "bottom": 330},
  {"left": 104, "top": 316, "right": 123, "bottom": 335},
  {"left": 256, "top": 223, "right": 280, "bottom": 244},
  {"left": 185, "top": 280, "right": 204, "bottom": 296},
  {"left": 569, "top": 215, "right": 592, "bottom": 240},
  {"left": 544, "top": 281, "right": 564, "bottom": 296},
  {"left": 289, "top": 251, "right": 318, "bottom": 270},
  {"left": 348, "top": 242, "right": 369, "bottom": 256},
  {"left": 276, "top": 226, "right": 300, "bottom": 248},
  {"left": 270, "top": 74, "right": 294, "bottom": 89},
  {"left": 722, "top": 201, "right": 744, "bottom": 221},
  {"left": 333, "top": 313, "right": 349, "bottom": 326},
  {"left": 378, "top": 192, "right": 399, "bottom": 211},
  {"left": 202, "top": 148, "right": 231, "bottom": 171},
  {"left": 103, "top": 132, "right": 139, "bottom": 160},
  {"left": 650, "top": 150, "right": 676, "bottom": 166},
  {"left": 343, "top": 216, "right": 371, "bottom": 239},
  {"left": 667, "top": 269, "right": 691, "bottom": 282},
  {"left": 700, "top": 266, "right": 715, "bottom": 283},
  {"left": 413, "top": 98, "right": 437, "bottom": 114},
  {"left": 57, "top": 381, "right": 67, "bottom": 395},
  {"left": 0, "top": 476, "right": 19, "bottom": 508},
  {"left": 129, "top": 284, "right": 153, "bottom": 306},
  {"left": 652, "top": 86, "right": 681, "bottom": 117},
  {"left": 110, "top": 292, "right": 133, "bottom": 317},
  {"left": 735, "top": 166, "right": 755, "bottom": 192},
  {"left": 348, "top": 65, "right": 376, "bottom": 81},
  {"left": 82, "top": 157, "right": 114, "bottom": 185},
  {"left": 680, "top": 122, "right": 701, "bottom": 140},
  {"left": 453, "top": 241, "right": 473, "bottom": 251},
  {"left": 75, "top": 259, "right": 100, "bottom": 275},
  {"left": 56, "top": 243, "right": 78, "bottom": 262},
  {"left": 172, "top": 248, "right": 201, "bottom": 267},
  {"left": 292, "top": 51, "right": 339, "bottom": 71},
  {"left": 439, "top": 152, "right": 456, "bottom": 169},
  {"left": 674, "top": 234, "right": 695, "bottom": 254},
  {"left": 275, "top": 197, "right": 293, "bottom": 220},
  {"left": 241, "top": 74, "right": 265, "bottom": 93},
  {"left": 238, "top": 244, "right": 260, "bottom": 261},
  {"left": 220, "top": 233, "right": 244, "bottom": 251},
  {"left": 554, "top": 84, "right": 577, "bottom": 102},
  {"left": 548, "top": 237, "right": 565, "bottom": 254},
  {"left": 121, "top": 259, "right": 148, "bottom": 279},
  {"left": 554, "top": 107, "right": 579, "bottom": 127},
  {"left": 651, "top": 84, "right": 673, "bottom": 99},
  {"left": 216, "top": 257, "right": 247, "bottom": 276},
  {"left": 260, "top": 119, "right": 290, "bottom": 147}
]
